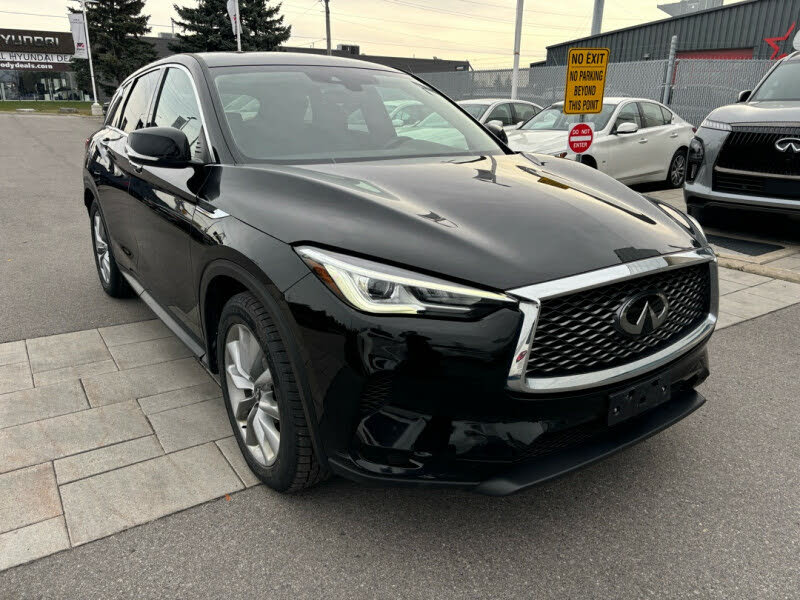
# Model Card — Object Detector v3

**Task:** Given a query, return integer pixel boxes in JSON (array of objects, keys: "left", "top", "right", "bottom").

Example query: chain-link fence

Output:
[{"left": 420, "top": 58, "right": 774, "bottom": 126}]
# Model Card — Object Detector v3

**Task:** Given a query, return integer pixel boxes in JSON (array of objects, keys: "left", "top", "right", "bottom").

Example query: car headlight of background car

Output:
[
  {"left": 296, "top": 247, "right": 515, "bottom": 317},
  {"left": 686, "top": 137, "right": 706, "bottom": 183},
  {"left": 699, "top": 119, "right": 732, "bottom": 132}
]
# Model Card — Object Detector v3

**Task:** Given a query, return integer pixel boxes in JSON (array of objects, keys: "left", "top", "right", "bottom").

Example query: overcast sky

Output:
[{"left": 2, "top": 0, "right": 744, "bottom": 67}]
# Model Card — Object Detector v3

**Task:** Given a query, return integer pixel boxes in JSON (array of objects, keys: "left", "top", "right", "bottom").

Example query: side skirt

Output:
[{"left": 120, "top": 271, "right": 207, "bottom": 363}]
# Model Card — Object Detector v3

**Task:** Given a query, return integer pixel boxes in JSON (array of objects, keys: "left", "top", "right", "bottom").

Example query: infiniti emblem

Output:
[
  {"left": 775, "top": 138, "right": 800, "bottom": 153},
  {"left": 614, "top": 291, "right": 669, "bottom": 337}
]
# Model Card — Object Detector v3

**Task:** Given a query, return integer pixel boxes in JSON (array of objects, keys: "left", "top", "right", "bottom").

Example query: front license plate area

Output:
[{"left": 608, "top": 376, "right": 670, "bottom": 426}]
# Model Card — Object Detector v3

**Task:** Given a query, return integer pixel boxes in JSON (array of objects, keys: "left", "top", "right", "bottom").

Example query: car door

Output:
[
  {"left": 604, "top": 102, "right": 648, "bottom": 182},
  {"left": 484, "top": 102, "right": 514, "bottom": 129},
  {"left": 88, "top": 83, "right": 133, "bottom": 270},
  {"left": 126, "top": 65, "right": 209, "bottom": 340},
  {"left": 637, "top": 102, "right": 673, "bottom": 181}
]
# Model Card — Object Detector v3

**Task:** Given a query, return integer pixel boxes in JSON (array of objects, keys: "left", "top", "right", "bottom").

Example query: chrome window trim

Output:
[{"left": 506, "top": 247, "right": 718, "bottom": 393}]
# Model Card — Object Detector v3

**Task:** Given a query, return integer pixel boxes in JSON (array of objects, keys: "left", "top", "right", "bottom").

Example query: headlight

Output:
[
  {"left": 296, "top": 246, "right": 515, "bottom": 317},
  {"left": 686, "top": 137, "right": 704, "bottom": 183},
  {"left": 699, "top": 119, "right": 731, "bottom": 132}
]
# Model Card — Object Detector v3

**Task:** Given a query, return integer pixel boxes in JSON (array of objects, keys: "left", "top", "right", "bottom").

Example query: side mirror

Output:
[
  {"left": 486, "top": 119, "right": 504, "bottom": 128},
  {"left": 737, "top": 89, "right": 752, "bottom": 103},
  {"left": 484, "top": 122, "right": 508, "bottom": 144},
  {"left": 126, "top": 127, "right": 192, "bottom": 168},
  {"left": 616, "top": 122, "right": 639, "bottom": 135}
]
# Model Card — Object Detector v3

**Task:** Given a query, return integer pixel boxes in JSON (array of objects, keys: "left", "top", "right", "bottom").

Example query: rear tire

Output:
[
  {"left": 89, "top": 201, "right": 133, "bottom": 298},
  {"left": 666, "top": 149, "right": 688, "bottom": 188},
  {"left": 217, "top": 291, "right": 324, "bottom": 493}
]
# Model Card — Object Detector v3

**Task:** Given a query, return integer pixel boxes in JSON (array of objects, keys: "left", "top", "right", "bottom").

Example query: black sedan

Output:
[{"left": 83, "top": 52, "right": 718, "bottom": 495}]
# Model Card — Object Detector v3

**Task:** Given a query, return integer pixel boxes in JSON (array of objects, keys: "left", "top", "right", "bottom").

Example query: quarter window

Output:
[
  {"left": 104, "top": 84, "right": 128, "bottom": 128},
  {"left": 118, "top": 70, "right": 161, "bottom": 134},
  {"left": 640, "top": 102, "right": 667, "bottom": 128},
  {"left": 660, "top": 105, "right": 673, "bottom": 124},
  {"left": 153, "top": 67, "right": 204, "bottom": 157},
  {"left": 486, "top": 103, "right": 513, "bottom": 126}
]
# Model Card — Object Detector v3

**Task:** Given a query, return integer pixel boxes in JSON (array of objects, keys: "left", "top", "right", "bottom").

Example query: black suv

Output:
[{"left": 84, "top": 53, "right": 717, "bottom": 495}]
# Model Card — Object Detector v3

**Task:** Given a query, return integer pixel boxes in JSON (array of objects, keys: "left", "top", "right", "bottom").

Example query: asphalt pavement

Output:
[
  {"left": 1, "top": 304, "right": 798, "bottom": 599},
  {"left": 0, "top": 113, "right": 152, "bottom": 343}
]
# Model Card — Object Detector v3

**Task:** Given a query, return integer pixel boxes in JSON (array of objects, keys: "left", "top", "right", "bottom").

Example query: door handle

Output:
[
  {"left": 669, "top": 133, "right": 679, "bottom": 138},
  {"left": 638, "top": 138, "right": 648, "bottom": 144}
]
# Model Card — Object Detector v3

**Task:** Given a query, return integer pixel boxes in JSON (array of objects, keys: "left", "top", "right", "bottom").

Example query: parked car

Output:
[
  {"left": 458, "top": 98, "right": 542, "bottom": 130},
  {"left": 684, "top": 51, "right": 800, "bottom": 222},
  {"left": 506, "top": 98, "right": 695, "bottom": 187},
  {"left": 84, "top": 53, "right": 717, "bottom": 495}
]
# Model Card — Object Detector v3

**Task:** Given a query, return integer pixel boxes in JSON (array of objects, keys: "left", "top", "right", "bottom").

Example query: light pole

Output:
[
  {"left": 71, "top": 0, "right": 102, "bottom": 116},
  {"left": 324, "top": 0, "right": 332, "bottom": 56},
  {"left": 510, "top": 0, "right": 524, "bottom": 100}
]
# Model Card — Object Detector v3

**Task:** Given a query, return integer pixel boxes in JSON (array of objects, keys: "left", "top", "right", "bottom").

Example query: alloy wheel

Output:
[
  {"left": 670, "top": 154, "right": 687, "bottom": 187},
  {"left": 224, "top": 323, "right": 280, "bottom": 466},
  {"left": 93, "top": 213, "right": 111, "bottom": 284}
]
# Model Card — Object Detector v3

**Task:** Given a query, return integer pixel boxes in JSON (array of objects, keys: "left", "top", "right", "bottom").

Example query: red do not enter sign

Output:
[{"left": 568, "top": 123, "right": 594, "bottom": 154}]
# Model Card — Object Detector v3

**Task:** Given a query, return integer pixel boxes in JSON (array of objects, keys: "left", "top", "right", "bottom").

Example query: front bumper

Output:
[{"left": 282, "top": 252, "right": 715, "bottom": 495}]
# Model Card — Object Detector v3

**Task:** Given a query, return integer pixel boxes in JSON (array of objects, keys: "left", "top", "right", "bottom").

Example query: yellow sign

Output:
[{"left": 563, "top": 48, "right": 609, "bottom": 115}]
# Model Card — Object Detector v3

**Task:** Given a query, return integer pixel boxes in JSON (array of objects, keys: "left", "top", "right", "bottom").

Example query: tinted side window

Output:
[
  {"left": 615, "top": 103, "right": 642, "bottom": 129},
  {"left": 513, "top": 103, "right": 538, "bottom": 123},
  {"left": 119, "top": 70, "right": 161, "bottom": 134},
  {"left": 660, "top": 105, "right": 673, "bottom": 124},
  {"left": 153, "top": 68, "right": 204, "bottom": 157},
  {"left": 640, "top": 102, "right": 667, "bottom": 128},
  {"left": 105, "top": 84, "right": 127, "bottom": 127},
  {"left": 486, "top": 103, "right": 513, "bottom": 126}
]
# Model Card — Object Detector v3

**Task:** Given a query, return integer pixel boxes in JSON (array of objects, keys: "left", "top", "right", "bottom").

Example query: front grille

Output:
[
  {"left": 715, "top": 126, "right": 800, "bottom": 177},
  {"left": 713, "top": 170, "right": 800, "bottom": 201},
  {"left": 526, "top": 264, "right": 710, "bottom": 379}
]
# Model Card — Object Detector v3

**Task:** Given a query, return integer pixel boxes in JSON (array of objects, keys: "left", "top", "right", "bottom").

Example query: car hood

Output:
[
  {"left": 707, "top": 100, "right": 800, "bottom": 124},
  {"left": 202, "top": 154, "right": 700, "bottom": 291},
  {"left": 506, "top": 130, "right": 569, "bottom": 153}
]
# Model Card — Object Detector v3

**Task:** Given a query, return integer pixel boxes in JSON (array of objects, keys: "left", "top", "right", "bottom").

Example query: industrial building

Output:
[{"left": 541, "top": 0, "right": 800, "bottom": 65}]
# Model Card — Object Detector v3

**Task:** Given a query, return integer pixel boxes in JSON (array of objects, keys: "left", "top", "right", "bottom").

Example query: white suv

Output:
[{"left": 506, "top": 97, "right": 695, "bottom": 187}]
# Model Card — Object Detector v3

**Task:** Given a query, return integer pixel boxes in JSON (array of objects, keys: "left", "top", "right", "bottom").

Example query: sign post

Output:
[
  {"left": 70, "top": 0, "right": 101, "bottom": 116},
  {"left": 563, "top": 47, "right": 609, "bottom": 115}
]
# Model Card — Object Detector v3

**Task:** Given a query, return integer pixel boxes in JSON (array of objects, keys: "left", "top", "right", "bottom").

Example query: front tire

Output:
[
  {"left": 217, "top": 292, "right": 323, "bottom": 492},
  {"left": 89, "top": 201, "right": 132, "bottom": 298},
  {"left": 666, "top": 149, "right": 688, "bottom": 188}
]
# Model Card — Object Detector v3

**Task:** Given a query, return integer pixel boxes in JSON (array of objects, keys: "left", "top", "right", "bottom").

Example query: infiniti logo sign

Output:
[
  {"left": 614, "top": 291, "right": 669, "bottom": 337},
  {"left": 775, "top": 138, "right": 800, "bottom": 153}
]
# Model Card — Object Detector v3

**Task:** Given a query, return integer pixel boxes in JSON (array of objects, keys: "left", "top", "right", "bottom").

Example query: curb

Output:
[{"left": 717, "top": 256, "right": 800, "bottom": 284}]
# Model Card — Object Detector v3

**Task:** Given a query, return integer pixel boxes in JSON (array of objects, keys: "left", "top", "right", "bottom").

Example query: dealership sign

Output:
[{"left": 0, "top": 29, "right": 75, "bottom": 71}]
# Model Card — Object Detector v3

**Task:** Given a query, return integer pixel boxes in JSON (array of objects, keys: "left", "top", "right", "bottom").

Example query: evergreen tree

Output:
[
  {"left": 69, "top": 0, "right": 157, "bottom": 96},
  {"left": 170, "top": 0, "right": 290, "bottom": 53}
]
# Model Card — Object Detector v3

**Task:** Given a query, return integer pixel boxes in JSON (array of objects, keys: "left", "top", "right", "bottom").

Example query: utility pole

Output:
[
  {"left": 72, "top": 0, "right": 101, "bottom": 116},
  {"left": 591, "top": 0, "right": 605, "bottom": 36},
  {"left": 324, "top": 0, "right": 332, "bottom": 56},
  {"left": 510, "top": 0, "right": 524, "bottom": 99}
]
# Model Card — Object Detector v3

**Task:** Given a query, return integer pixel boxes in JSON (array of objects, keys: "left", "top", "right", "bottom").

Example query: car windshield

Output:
[
  {"left": 211, "top": 66, "right": 503, "bottom": 163},
  {"left": 520, "top": 104, "right": 617, "bottom": 131},
  {"left": 459, "top": 103, "right": 490, "bottom": 118},
  {"left": 750, "top": 60, "right": 800, "bottom": 101}
]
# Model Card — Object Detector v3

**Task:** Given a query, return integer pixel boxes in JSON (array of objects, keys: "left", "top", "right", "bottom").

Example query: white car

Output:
[
  {"left": 506, "top": 97, "right": 695, "bottom": 187},
  {"left": 458, "top": 98, "right": 542, "bottom": 131}
]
